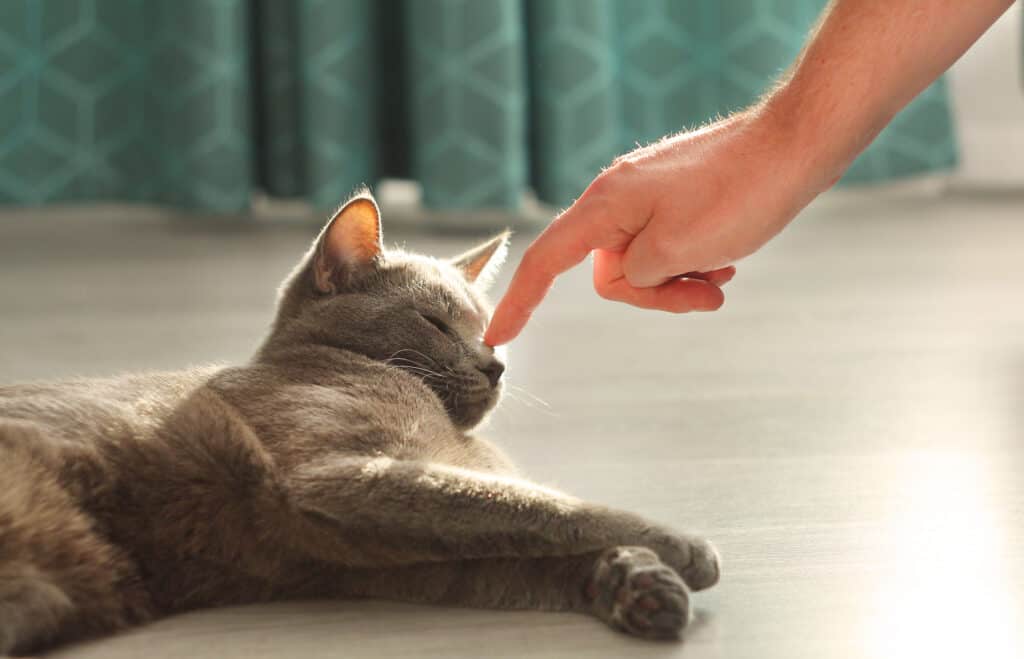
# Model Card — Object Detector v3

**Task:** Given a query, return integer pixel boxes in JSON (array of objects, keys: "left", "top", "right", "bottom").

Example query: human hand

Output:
[{"left": 484, "top": 109, "right": 824, "bottom": 346}]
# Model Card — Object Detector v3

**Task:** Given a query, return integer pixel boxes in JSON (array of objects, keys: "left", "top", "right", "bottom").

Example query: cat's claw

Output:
[{"left": 587, "top": 546, "right": 690, "bottom": 640}]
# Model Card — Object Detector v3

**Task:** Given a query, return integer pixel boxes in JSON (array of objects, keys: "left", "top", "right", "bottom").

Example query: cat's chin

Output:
[{"left": 447, "top": 386, "right": 502, "bottom": 430}]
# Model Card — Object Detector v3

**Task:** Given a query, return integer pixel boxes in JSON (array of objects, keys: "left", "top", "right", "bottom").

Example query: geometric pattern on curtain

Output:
[
  {"left": 530, "top": 0, "right": 959, "bottom": 204},
  {"left": 0, "top": 0, "right": 251, "bottom": 210},
  {"left": 0, "top": 0, "right": 959, "bottom": 216}
]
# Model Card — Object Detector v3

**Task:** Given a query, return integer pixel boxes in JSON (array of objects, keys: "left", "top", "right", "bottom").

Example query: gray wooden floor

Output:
[{"left": 2, "top": 193, "right": 1022, "bottom": 658}]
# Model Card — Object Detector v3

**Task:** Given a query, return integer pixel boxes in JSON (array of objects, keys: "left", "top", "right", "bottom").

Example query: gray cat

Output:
[{"left": 0, "top": 193, "right": 720, "bottom": 655}]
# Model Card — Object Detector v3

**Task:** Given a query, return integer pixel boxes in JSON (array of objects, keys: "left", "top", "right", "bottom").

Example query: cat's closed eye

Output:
[{"left": 420, "top": 313, "right": 452, "bottom": 336}]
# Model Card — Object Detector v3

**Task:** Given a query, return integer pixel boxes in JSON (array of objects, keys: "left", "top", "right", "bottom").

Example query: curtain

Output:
[{"left": 0, "top": 0, "right": 958, "bottom": 218}]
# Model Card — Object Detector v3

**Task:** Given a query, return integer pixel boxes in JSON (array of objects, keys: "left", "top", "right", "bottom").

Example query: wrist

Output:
[
  {"left": 724, "top": 99, "right": 839, "bottom": 210},
  {"left": 754, "top": 75, "right": 894, "bottom": 195}
]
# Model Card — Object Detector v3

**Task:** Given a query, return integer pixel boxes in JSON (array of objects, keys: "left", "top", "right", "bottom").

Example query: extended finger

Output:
[{"left": 485, "top": 198, "right": 627, "bottom": 346}]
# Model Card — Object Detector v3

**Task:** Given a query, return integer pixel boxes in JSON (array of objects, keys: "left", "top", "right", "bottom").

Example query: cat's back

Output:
[{"left": 0, "top": 366, "right": 222, "bottom": 445}]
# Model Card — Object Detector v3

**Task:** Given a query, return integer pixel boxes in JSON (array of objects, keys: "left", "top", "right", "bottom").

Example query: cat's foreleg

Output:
[
  {"left": 282, "top": 456, "right": 719, "bottom": 592},
  {"left": 285, "top": 547, "right": 693, "bottom": 640}
]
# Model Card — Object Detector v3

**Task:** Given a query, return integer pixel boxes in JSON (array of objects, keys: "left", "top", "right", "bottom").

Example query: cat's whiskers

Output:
[
  {"left": 385, "top": 360, "right": 440, "bottom": 377},
  {"left": 502, "top": 383, "right": 559, "bottom": 417},
  {"left": 386, "top": 352, "right": 509, "bottom": 417},
  {"left": 388, "top": 348, "right": 441, "bottom": 367},
  {"left": 506, "top": 383, "right": 551, "bottom": 409},
  {"left": 383, "top": 355, "right": 446, "bottom": 381}
]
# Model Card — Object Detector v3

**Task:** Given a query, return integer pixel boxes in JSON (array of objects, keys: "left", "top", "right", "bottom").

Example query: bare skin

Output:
[{"left": 484, "top": 0, "right": 1015, "bottom": 347}]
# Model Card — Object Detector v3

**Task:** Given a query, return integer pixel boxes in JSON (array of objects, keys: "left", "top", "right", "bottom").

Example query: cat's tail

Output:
[{"left": 0, "top": 422, "right": 151, "bottom": 655}]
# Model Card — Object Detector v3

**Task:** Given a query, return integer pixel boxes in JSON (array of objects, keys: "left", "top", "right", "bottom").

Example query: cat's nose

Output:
[{"left": 478, "top": 359, "right": 505, "bottom": 387}]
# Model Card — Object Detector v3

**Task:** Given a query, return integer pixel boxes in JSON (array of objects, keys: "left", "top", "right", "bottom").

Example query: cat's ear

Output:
[
  {"left": 312, "top": 193, "right": 383, "bottom": 294},
  {"left": 451, "top": 231, "right": 509, "bottom": 290}
]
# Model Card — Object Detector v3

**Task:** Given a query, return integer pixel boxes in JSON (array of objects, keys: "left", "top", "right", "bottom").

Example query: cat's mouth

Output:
[{"left": 383, "top": 352, "right": 500, "bottom": 428}]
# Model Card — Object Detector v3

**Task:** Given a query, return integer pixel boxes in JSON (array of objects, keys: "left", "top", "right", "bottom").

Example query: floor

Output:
[{"left": 1, "top": 192, "right": 1022, "bottom": 658}]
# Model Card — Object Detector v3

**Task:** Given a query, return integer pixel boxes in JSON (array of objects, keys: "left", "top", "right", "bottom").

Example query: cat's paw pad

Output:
[
  {"left": 587, "top": 546, "right": 690, "bottom": 640},
  {"left": 679, "top": 537, "right": 720, "bottom": 592}
]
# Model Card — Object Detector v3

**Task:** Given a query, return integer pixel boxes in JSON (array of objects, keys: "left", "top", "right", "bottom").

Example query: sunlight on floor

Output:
[{"left": 866, "top": 451, "right": 1019, "bottom": 659}]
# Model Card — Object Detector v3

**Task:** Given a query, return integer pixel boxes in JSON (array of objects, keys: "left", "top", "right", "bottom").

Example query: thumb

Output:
[
  {"left": 622, "top": 223, "right": 730, "bottom": 288},
  {"left": 620, "top": 225, "right": 682, "bottom": 288}
]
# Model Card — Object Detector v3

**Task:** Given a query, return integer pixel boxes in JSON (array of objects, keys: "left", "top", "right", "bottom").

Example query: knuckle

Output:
[
  {"left": 587, "top": 161, "right": 635, "bottom": 200},
  {"left": 584, "top": 172, "right": 613, "bottom": 199},
  {"left": 609, "top": 156, "right": 639, "bottom": 176}
]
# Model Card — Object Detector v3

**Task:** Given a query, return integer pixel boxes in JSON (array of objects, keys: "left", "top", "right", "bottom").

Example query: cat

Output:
[{"left": 0, "top": 192, "right": 720, "bottom": 655}]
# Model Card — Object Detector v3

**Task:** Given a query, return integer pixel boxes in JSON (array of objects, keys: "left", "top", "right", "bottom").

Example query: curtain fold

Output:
[
  {"left": 527, "top": 0, "right": 621, "bottom": 206},
  {"left": 0, "top": 0, "right": 959, "bottom": 217},
  {"left": 407, "top": 0, "right": 528, "bottom": 209}
]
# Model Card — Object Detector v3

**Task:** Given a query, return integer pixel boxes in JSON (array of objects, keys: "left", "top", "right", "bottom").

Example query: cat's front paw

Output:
[
  {"left": 679, "top": 536, "right": 721, "bottom": 592},
  {"left": 586, "top": 546, "right": 690, "bottom": 640},
  {"left": 642, "top": 532, "right": 721, "bottom": 592}
]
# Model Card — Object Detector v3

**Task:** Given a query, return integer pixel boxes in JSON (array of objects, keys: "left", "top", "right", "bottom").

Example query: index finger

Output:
[{"left": 484, "top": 204, "right": 602, "bottom": 346}]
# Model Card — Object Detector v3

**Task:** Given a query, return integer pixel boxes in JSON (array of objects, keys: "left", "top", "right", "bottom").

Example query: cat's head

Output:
[{"left": 267, "top": 191, "right": 509, "bottom": 430}]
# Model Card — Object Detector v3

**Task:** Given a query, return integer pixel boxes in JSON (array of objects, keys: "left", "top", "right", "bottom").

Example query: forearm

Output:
[
  {"left": 483, "top": 0, "right": 1013, "bottom": 343},
  {"left": 761, "top": 0, "right": 1013, "bottom": 191}
]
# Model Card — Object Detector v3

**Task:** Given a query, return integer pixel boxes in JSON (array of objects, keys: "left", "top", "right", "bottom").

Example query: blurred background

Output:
[
  {"left": 1, "top": 0, "right": 1020, "bottom": 225},
  {"left": 3, "top": 3, "right": 1024, "bottom": 658}
]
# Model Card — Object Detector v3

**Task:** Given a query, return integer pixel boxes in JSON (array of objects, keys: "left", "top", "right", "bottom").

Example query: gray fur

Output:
[{"left": 0, "top": 193, "right": 720, "bottom": 655}]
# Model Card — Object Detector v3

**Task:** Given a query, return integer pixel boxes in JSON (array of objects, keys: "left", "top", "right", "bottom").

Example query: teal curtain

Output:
[
  {"left": 0, "top": 0, "right": 958, "bottom": 215},
  {"left": 0, "top": 1, "right": 252, "bottom": 209}
]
